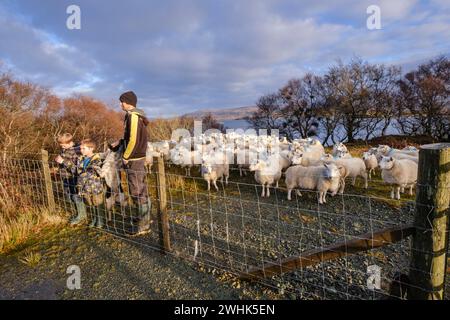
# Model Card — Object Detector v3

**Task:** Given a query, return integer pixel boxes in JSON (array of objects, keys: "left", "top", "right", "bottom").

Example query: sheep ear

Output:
[{"left": 390, "top": 157, "right": 393, "bottom": 161}]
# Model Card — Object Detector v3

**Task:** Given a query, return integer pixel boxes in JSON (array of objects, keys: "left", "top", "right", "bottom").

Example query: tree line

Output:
[
  {"left": 248, "top": 56, "right": 449, "bottom": 144},
  {"left": 0, "top": 70, "right": 222, "bottom": 156}
]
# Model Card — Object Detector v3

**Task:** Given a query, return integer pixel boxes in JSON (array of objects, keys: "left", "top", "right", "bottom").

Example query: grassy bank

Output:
[{"left": 0, "top": 206, "right": 67, "bottom": 254}]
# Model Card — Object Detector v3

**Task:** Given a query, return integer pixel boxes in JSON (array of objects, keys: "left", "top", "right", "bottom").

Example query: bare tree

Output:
[
  {"left": 397, "top": 56, "right": 449, "bottom": 141},
  {"left": 248, "top": 93, "right": 283, "bottom": 136},
  {"left": 279, "top": 74, "right": 321, "bottom": 139}
]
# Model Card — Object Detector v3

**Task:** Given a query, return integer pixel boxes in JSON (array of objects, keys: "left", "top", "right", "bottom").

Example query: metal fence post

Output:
[
  {"left": 41, "top": 149, "right": 56, "bottom": 212},
  {"left": 156, "top": 155, "right": 171, "bottom": 253},
  {"left": 409, "top": 143, "right": 450, "bottom": 300}
]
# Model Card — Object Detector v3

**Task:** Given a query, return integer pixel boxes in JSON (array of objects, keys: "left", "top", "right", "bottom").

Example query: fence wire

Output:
[{"left": 1, "top": 151, "right": 449, "bottom": 300}]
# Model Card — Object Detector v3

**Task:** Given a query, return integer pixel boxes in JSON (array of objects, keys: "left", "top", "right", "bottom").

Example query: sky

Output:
[{"left": 0, "top": 0, "right": 449, "bottom": 117}]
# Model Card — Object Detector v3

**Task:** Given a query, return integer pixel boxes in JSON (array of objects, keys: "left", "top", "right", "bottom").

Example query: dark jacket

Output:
[
  {"left": 63, "top": 153, "right": 104, "bottom": 197},
  {"left": 59, "top": 144, "right": 81, "bottom": 179},
  {"left": 122, "top": 108, "right": 149, "bottom": 160}
]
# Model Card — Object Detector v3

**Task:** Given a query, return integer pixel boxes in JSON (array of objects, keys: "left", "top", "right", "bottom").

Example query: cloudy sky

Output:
[{"left": 0, "top": 0, "right": 449, "bottom": 117}]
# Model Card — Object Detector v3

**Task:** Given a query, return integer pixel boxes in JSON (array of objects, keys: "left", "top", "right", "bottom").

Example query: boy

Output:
[
  {"left": 55, "top": 133, "right": 84, "bottom": 225},
  {"left": 57, "top": 139, "right": 105, "bottom": 228}
]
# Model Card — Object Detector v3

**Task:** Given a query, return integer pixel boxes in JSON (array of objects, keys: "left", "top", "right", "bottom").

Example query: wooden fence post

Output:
[
  {"left": 41, "top": 149, "right": 56, "bottom": 212},
  {"left": 155, "top": 155, "right": 171, "bottom": 253},
  {"left": 409, "top": 143, "right": 450, "bottom": 300}
]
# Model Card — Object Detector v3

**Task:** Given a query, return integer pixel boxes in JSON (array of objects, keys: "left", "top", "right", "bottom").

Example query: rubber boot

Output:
[
  {"left": 136, "top": 202, "right": 151, "bottom": 235},
  {"left": 96, "top": 204, "right": 105, "bottom": 229},
  {"left": 70, "top": 199, "right": 87, "bottom": 225},
  {"left": 88, "top": 206, "right": 97, "bottom": 228}
]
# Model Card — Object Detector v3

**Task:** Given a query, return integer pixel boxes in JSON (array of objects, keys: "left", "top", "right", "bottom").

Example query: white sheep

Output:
[
  {"left": 249, "top": 156, "right": 282, "bottom": 198},
  {"left": 332, "top": 142, "right": 350, "bottom": 158},
  {"left": 379, "top": 156, "right": 418, "bottom": 200},
  {"left": 285, "top": 163, "right": 341, "bottom": 204},
  {"left": 362, "top": 151, "right": 378, "bottom": 180},
  {"left": 201, "top": 162, "right": 229, "bottom": 191},
  {"left": 377, "top": 145, "right": 419, "bottom": 158},
  {"left": 321, "top": 154, "right": 368, "bottom": 190}
]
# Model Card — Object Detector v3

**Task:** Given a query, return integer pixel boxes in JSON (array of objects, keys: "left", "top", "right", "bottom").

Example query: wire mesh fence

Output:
[{"left": 1, "top": 146, "right": 449, "bottom": 300}]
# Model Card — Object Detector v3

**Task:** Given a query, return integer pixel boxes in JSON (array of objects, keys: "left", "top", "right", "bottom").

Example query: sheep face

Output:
[
  {"left": 362, "top": 152, "right": 371, "bottom": 160},
  {"left": 377, "top": 145, "right": 390, "bottom": 155},
  {"left": 379, "top": 156, "right": 395, "bottom": 170},
  {"left": 323, "top": 163, "right": 340, "bottom": 179}
]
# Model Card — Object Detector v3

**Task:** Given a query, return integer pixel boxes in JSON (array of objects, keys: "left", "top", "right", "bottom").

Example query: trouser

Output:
[
  {"left": 63, "top": 177, "right": 78, "bottom": 202},
  {"left": 124, "top": 159, "right": 148, "bottom": 205}
]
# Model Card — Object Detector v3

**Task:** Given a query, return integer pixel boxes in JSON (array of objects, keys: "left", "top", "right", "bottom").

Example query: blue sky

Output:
[{"left": 0, "top": 0, "right": 448, "bottom": 117}]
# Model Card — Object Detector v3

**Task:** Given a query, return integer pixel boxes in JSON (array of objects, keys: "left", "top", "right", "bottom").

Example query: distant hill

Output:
[{"left": 183, "top": 106, "right": 257, "bottom": 121}]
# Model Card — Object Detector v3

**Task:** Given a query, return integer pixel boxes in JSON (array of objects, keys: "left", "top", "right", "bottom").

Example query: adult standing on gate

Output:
[{"left": 112, "top": 91, "right": 150, "bottom": 235}]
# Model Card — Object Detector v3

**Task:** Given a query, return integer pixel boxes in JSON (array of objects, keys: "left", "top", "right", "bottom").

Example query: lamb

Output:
[
  {"left": 321, "top": 154, "right": 368, "bottom": 190},
  {"left": 99, "top": 147, "right": 127, "bottom": 219},
  {"left": 285, "top": 163, "right": 341, "bottom": 204},
  {"left": 362, "top": 151, "right": 378, "bottom": 180},
  {"left": 249, "top": 157, "right": 282, "bottom": 197},
  {"left": 379, "top": 156, "right": 418, "bottom": 200},
  {"left": 201, "top": 160, "right": 229, "bottom": 191}
]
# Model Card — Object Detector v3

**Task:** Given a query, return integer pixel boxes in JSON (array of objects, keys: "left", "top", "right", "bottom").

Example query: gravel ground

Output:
[{"left": 0, "top": 226, "right": 279, "bottom": 300}]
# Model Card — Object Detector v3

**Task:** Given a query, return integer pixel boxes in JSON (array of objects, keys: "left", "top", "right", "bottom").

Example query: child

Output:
[
  {"left": 55, "top": 133, "right": 83, "bottom": 224},
  {"left": 57, "top": 139, "right": 105, "bottom": 228}
]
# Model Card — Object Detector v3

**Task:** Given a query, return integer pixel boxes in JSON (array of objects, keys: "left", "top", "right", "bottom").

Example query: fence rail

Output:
[{"left": 1, "top": 143, "right": 449, "bottom": 300}]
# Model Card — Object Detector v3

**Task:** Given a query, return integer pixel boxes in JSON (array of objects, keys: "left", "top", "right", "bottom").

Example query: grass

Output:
[
  {"left": 19, "top": 251, "right": 42, "bottom": 267},
  {"left": 0, "top": 206, "right": 67, "bottom": 254}
]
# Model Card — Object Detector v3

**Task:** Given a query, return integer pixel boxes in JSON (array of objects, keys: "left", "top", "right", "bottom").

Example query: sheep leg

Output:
[
  {"left": 390, "top": 187, "right": 395, "bottom": 199},
  {"left": 363, "top": 172, "right": 368, "bottom": 189},
  {"left": 296, "top": 190, "right": 302, "bottom": 197},
  {"left": 225, "top": 174, "right": 229, "bottom": 186},
  {"left": 339, "top": 179, "right": 345, "bottom": 194},
  {"left": 261, "top": 184, "right": 265, "bottom": 197},
  {"left": 276, "top": 180, "right": 279, "bottom": 188},
  {"left": 213, "top": 180, "right": 219, "bottom": 192},
  {"left": 239, "top": 167, "right": 243, "bottom": 177},
  {"left": 207, "top": 180, "right": 210, "bottom": 191},
  {"left": 266, "top": 185, "right": 270, "bottom": 197},
  {"left": 396, "top": 186, "right": 401, "bottom": 200},
  {"left": 351, "top": 176, "right": 356, "bottom": 186},
  {"left": 287, "top": 188, "right": 292, "bottom": 201},
  {"left": 409, "top": 184, "right": 413, "bottom": 196},
  {"left": 319, "top": 191, "right": 325, "bottom": 204}
]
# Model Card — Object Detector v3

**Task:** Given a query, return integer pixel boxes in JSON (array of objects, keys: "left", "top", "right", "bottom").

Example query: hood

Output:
[{"left": 129, "top": 108, "right": 149, "bottom": 126}]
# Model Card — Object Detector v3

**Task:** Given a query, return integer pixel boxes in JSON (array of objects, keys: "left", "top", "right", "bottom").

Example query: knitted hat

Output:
[{"left": 119, "top": 91, "right": 137, "bottom": 107}]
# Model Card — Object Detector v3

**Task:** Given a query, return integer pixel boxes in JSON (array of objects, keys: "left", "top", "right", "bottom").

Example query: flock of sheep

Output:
[{"left": 140, "top": 133, "right": 420, "bottom": 203}]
